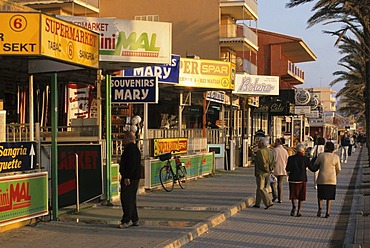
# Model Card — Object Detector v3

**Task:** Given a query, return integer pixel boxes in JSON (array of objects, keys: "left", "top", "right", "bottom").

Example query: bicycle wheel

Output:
[
  {"left": 160, "top": 165, "right": 174, "bottom": 192},
  {"left": 177, "top": 165, "right": 187, "bottom": 189}
]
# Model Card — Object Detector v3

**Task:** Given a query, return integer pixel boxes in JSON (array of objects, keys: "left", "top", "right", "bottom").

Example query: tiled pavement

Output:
[{"left": 0, "top": 147, "right": 367, "bottom": 248}]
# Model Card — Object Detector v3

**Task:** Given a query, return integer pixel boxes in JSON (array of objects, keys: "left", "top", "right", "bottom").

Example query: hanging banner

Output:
[
  {"left": 0, "top": 142, "right": 37, "bottom": 173},
  {"left": 111, "top": 76, "right": 159, "bottom": 103},
  {"left": 123, "top": 54, "right": 180, "bottom": 84},
  {"left": 67, "top": 83, "right": 94, "bottom": 125},
  {"left": 233, "top": 74, "right": 279, "bottom": 95}
]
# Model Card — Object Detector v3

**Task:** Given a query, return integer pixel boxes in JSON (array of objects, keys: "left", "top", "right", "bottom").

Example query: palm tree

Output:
[
  {"left": 286, "top": 0, "right": 370, "bottom": 150},
  {"left": 332, "top": 35, "right": 366, "bottom": 125}
]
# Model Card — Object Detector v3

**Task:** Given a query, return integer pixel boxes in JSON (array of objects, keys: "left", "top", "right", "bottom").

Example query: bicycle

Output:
[{"left": 157, "top": 151, "right": 187, "bottom": 192}]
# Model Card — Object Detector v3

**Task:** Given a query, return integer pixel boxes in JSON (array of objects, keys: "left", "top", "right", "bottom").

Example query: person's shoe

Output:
[
  {"left": 252, "top": 205, "right": 260, "bottom": 208},
  {"left": 118, "top": 222, "right": 130, "bottom": 229},
  {"left": 341, "top": 160, "right": 344, "bottom": 163},
  {"left": 132, "top": 221, "right": 140, "bottom": 226},
  {"left": 290, "top": 207, "right": 296, "bottom": 216},
  {"left": 317, "top": 209, "right": 322, "bottom": 217},
  {"left": 272, "top": 197, "right": 277, "bottom": 203},
  {"left": 325, "top": 213, "right": 330, "bottom": 218},
  {"left": 278, "top": 200, "right": 282, "bottom": 203},
  {"left": 345, "top": 160, "right": 347, "bottom": 163},
  {"left": 264, "top": 204, "right": 273, "bottom": 210},
  {"left": 296, "top": 213, "right": 302, "bottom": 217}
]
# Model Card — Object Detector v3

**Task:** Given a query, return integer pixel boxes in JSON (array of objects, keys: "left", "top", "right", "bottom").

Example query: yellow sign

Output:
[
  {"left": 0, "top": 13, "right": 40, "bottom": 55},
  {"left": 177, "top": 58, "right": 235, "bottom": 90},
  {"left": 0, "top": 12, "right": 99, "bottom": 68},
  {"left": 153, "top": 138, "right": 188, "bottom": 157},
  {"left": 41, "top": 15, "right": 99, "bottom": 68}
]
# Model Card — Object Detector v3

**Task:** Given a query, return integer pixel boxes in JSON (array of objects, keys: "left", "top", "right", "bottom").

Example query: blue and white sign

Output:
[
  {"left": 123, "top": 55, "right": 180, "bottom": 84},
  {"left": 111, "top": 76, "right": 159, "bottom": 103}
]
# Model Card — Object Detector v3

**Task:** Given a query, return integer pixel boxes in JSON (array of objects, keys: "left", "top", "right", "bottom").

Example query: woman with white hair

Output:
[{"left": 286, "top": 143, "right": 310, "bottom": 217}]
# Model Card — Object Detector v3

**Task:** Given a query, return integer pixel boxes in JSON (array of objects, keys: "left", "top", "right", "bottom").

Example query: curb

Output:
[{"left": 163, "top": 195, "right": 256, "bottom": 248}]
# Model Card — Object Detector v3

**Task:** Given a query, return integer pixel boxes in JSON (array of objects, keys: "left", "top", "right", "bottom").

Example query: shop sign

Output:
[
  {"left": 206, "top": 91, "right": 226, "bottom": 104},
  {"left": 57, "top": 144, "right": 102, "bottom": 208},
  {"left": 0, "top": 13, "right": 99, "bottom": 68},
  {"left": 123, "top": 55, "right": 180, "bottom": 84},
  {"left": 0, "top": 13, "right": 40, "bottom": 55},
  {"left": 58, "top": 16, "right": 172, "bottom": 64},
  {"left": 0, "top": 142, "right": 37, "bottom": 173},
  {"left": 295, "top": 89, "right": 311, "bottom": 105},
  {"left": 151, "top": 138, "right": 188, "bottom": 157},
  {"left": 111, "top": 76, "right": 158, "bottom": 103},
  {"left": 177, "top": 58, "right": 234, "bottom": 90},
  {"left": 254, "top": 103, "right": 269, "bottom": 113},
  {"left": 233, "top": 74, "right": 279, "bottom": 95},
  {"left": 294, "top": 105, "right": 311, "bottom": 115},
  {"left": 0, "top": 172, "right": 48, "bottom": 226}
]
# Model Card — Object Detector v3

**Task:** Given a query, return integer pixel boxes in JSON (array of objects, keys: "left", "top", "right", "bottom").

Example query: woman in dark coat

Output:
[{"left": 286, "top": 143, "right": 310, "bottom": 217}]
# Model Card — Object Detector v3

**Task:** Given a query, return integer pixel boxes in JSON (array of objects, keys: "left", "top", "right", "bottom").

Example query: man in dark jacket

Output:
[{"left": 119, "top": 131, "right": 142, "bottom": 228}]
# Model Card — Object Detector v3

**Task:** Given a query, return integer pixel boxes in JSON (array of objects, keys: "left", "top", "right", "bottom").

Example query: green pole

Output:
[
  {"left": 106, "top": 74, "right": 112, "bottom": 202},
  {"left": 51, "top": 73, "right": 59, "bottom": 220}
]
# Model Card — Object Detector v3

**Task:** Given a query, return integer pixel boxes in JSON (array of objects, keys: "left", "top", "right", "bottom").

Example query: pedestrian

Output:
[
  {"left": 252, "top": 137, "right": 274, "bottom": 210},
  {"left": 339, "top": 132, "right": 350, "bottom": 163},
  {"left": 271, "top": 138, "right": 289, "bottom": 203},
  {"left": 349, "top": 133, "right": 355, "bottom": 155},
  {"left": 313, "top": 131, "right": 319, "bottom": 146},
  {"left": 119, "top": 131, "right": 142, "bottom": 228},
  {"left": 286, "top": 143, "right": 310, "bottom": 217},
  {"left": 312, "top": 141, "right": 341, "bottom": 218},
  {"left": 310, "top": 137, "right": 325, "bottom": 189}
]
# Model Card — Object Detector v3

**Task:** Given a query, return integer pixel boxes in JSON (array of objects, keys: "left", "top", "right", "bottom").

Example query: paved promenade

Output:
[{"left": 0, "top": 147, "right": 367, "bottom": 248}]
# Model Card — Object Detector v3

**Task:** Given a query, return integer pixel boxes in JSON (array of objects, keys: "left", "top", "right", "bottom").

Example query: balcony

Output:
[
  {"left": 17, "top": 0, "right": 99, "bottom": 16},
  {"left": 220, "top": 0, "right": 258, "bottom": 20},
  {"left": 220, "top": 24, "right": 258, "bottom": 52},
  {"left": 280, "top": 61, "right": 304, "bottom": 85},
  {"left": 236, "top": 58, "right": 257, "bottom": 74}
]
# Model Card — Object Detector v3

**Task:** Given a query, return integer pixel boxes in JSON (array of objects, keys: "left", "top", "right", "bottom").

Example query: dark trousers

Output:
[
  {"left": 120, "top": 179, "right": 140, "bottom": 224},
  {"left": 348, "top": 145, "right": 352, "bottom": 156}
]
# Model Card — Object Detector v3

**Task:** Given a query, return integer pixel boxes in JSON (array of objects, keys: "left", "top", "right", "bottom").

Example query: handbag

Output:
[
  {"left": 308, "top": 146, "right": 320, "bottom": 172},
  {"left": 269, "top": 173, "right": 277, "bottom": 183}
]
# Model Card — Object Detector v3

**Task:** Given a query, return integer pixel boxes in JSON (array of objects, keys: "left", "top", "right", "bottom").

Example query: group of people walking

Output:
[{"left": 253, "top": 137, "right": 341, "bottom": 218}]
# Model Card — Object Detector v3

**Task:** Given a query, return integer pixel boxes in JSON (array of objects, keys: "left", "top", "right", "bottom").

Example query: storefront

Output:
[{"left": 0, "top": 11, "right": 100, "bottom": 228}]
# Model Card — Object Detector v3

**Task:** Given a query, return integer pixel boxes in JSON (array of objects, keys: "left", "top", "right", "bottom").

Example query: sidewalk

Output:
[{"left": 0, "top": 148, "right": 367, "bottom": 248}]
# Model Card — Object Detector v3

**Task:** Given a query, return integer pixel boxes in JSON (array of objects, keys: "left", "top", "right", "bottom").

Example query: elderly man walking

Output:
[
  {"left": 253, "top": 137, "right": 274, "bottom": 209},
  {"left": 271, "top": 138, "right": 289, "bottom": 203}
]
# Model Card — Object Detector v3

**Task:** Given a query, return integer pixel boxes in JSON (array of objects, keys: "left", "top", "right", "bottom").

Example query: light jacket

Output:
[
  {"left": 315, "top": 152, "right": 341, "bottom": 185},
  {"left": 272, "top": 145, "right": 288, "bottom": 176}
]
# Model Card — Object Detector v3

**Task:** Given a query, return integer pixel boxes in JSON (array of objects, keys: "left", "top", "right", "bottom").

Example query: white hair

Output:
[
  {"left": 259, "top": 137, "right": 269, "bottom": 147},
  {"left": 296, "top": 143, "right": 305, "bottom": 152}
]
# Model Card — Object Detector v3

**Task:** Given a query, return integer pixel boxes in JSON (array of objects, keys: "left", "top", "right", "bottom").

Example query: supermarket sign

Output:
[
  {"left": 58, "top": 16, "right": 172, "bottom": 64},
  {"left": 0, "top": 172, "right": 48, "bottom": 226},
  {"left": 0, "top": 12, "right": 99, "bottom": 68},
  {"left": 177, "top": 58, "right": 235, "bottom": 90}
]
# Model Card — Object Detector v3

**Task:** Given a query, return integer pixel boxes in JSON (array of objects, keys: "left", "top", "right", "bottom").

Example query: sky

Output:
[{"left": 257, "top": 1, "right": 345, "bottom": 93}]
